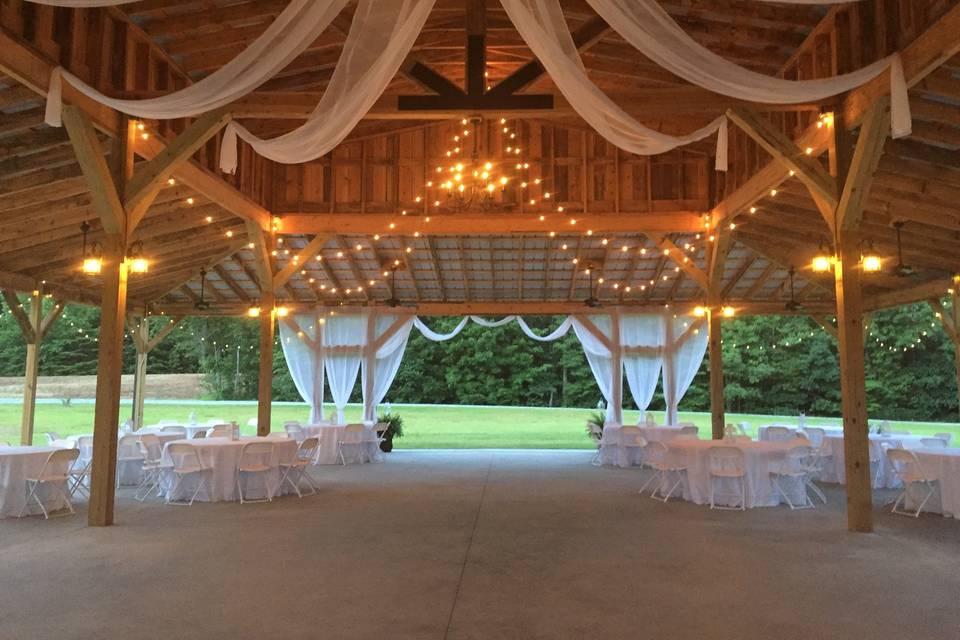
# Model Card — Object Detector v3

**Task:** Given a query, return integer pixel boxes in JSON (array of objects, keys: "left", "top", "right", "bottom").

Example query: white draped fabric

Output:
[
  {"left": 620, "top": 314, "right": 664, "bottom": 418},
  {"left": 583, "top": 0, "right": 911, "bottom": 137},
  {"left": 220, "top": 0, "right": 436, "bottom": 173},
  {"left": 414, "top": 316, "right": 471, "bottom": 341},
  {"left": 278, "top": 315, "right": 326, "bottom": 423},
  {"left": 414, "top": 315, "right": 574, "bottom": 342},
  {"left": 662, "top": 317, "right": 709, "bottom": 425},
  {"left": 500, "top": 0, "right": 729, "bottom": 170},
  {"left": 361, "top": 315, "right": 415, "bottom": 421},
  {"left": 44, "top": 0, "right": 349, "bottom": 127},
  {"left": 570, "top": 315, "right": 617, "bottom": 421},
  {"left": 324, "top": 314, "right": 365, "bottom": 424}
]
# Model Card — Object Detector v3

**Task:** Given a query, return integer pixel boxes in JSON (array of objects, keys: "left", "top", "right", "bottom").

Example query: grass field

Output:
[{"left": 1, "top": 401, "right": 958, "bottom": 448}]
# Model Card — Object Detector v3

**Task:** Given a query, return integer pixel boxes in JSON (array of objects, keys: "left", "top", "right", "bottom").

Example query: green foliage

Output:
[
  {"left": 377, "top": 411, "right": 404, "bottom": 438},
  {"left": 587, "top": 409, "right": 606, "bottom": 427}
]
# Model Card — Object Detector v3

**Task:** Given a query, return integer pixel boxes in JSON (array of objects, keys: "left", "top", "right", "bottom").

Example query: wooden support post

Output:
[
  {"left": 256, "top": 291, "right": 275, "bottom": 436},
  {"left": 662, "top": 315, "right": 678, "bottom": 425},
  {"left": 953, "top": 286, "right": 960, "bottom": 420},
  {"left": 131, "top": 317, "right": 149, "bottom": 429},
  {"left": 834, "top": 229, "right": 872, "bottom": 533},
  {"left": 20, "top": 290, "right": 42, "bottom": 445},
  {"left": 363, "top": 311, "right": 377, "bottom": 423},
  {"left": 708, "top": 310, "right": 725, "bottom": 440},
  {"left": 88, "top": 235, "right": 128, "bottom": 527},
  {"left": 610, "top": 310, "right": 623, "bottom": 425}
]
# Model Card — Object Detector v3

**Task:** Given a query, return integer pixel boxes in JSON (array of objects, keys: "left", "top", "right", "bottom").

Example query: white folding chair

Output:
[
  {"left": 159, "top": 425, "right": 188, "bottom": 438},
  {"left": 934, "top": 432, "right": 953, "bottom": 446},
  {"left": 770, "top": 445, "right": 815, "bottom": 510},
  {"left": 116, "top": 434, "right": 144, "bottom": 489},
  {"left": 886, "top": 448, "right": 938, "bottom": 517},
  {"left": 68, "top": 436, "right": 94, "bottom": 498},
  {"left": 18, "top": 448, "right": 79, "bottom": 519},
  {"left": 338, "top": 424, "right": 369, "bottom": 465},
  {"left": 236, "top": 441, "right": 277, "bottom": 504},
  {"left": 44, "top": 432, "right": 62, "bottom": 446},
  {"left": 280, "top": 437, "right": 320, "bottom": 498},
  {"left": 192, "top": 430, "right": 207, "bottom": 439},
  {"left": 644, "top": 412, "right": 656, "bottom": 426},
  {"left": 677, "top": 425, "right": 699, "bottom": 439},
  {"left": 165, "top": 444, "right": 210, "bottom": 506},
  {"left": 284, "top": 423, "right": 305, "bottom": 443},
  {"left": 134, "top": 435, "right": 166, "bottom": 501},
  {"left": 920, "top": 437, "right": 948, "bottom": 449},
  {"left": 639, "top": 441, "right": 686, "bottom": 502},
  {"left": 619, "top": 426, "right": 647, "bottom": 467},
  {"left": 708, "top": 446, "right": 746, "bottom": 511},
  {"left": 373, "top": 422, "right": 390, "bottom": 447},
  {"left": 588, "top": 422, "right": 604, "bottom": 466},
  {"left": 869, "top": 439, "right": 890, "bottom": 488},
  {"left": 764, "top": 426, "right": 794, "bottom": 443},
  {"left": 206, "top": 425, "right": 234, "bottom": 439}
]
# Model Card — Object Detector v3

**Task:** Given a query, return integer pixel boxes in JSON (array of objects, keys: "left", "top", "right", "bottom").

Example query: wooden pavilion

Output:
[{"left": 1, "top": 0, "right": 959, "bottom": 532}]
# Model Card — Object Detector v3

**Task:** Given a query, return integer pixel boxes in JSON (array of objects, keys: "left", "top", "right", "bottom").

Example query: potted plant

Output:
[
  {"left": 377, "top": 412, "right": 404, "bottom": 452},
  {"left": 586, "top": 409, "right": 606, "bottom": 441}
]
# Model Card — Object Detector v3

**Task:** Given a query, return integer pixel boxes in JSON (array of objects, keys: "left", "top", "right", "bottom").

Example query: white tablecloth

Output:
[
  {"left": 909, "top": 448, "right": 960, "bottom": 518},
  {"left": 821, "top": 434, "right": 933, "bottom": 488},
  {"left": 140, "top": 424, "right": 223, "bottom": 439},
  {"left": 598, "top": 425, "right": 693, "bottom": 467},
  {"left": 159, "top": 437, "right": 298, "bottom": 502},
  {"left": 757, "top": 424, "right": 843, "bottom": 441},
  {"left": 301, "top": 424, "right": 380, "bottom": 465},
  {"left": 660, "top": 439, "right": 803, "bottom": 508},
  {"left": 0, "top": 446, "right": 71, "bottom": 518}
]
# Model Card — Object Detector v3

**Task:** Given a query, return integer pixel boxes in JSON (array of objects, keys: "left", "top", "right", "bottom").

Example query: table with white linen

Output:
[
  {"left": 56, "top": 432, "right": 184, "bottom": 486},
  {"left": 907, "top": 448, "right": 960, "bottom": 518},
  {"left": 0, "top": 446, "right": 71, "bottom": 518},
  {"left": 820, "top": 433, "right": 933, "bottom": 488},
  {"left": 301, "top": 424, "right": 380, "bottom": 465},
  {"left": 757, "top": 424, "right": 843, "bottom": 441},
  {"left": 659, "top": 439, "right": 805, "bottom": 508},
  {"left": 598, "top": 424, "right": 693, "bottom": 467},
  {"left": 140, "top": 424, "right": 222, "bottom": 439},
  {"left": 159, "top": 436, "right": 298, "bottom": 502}
]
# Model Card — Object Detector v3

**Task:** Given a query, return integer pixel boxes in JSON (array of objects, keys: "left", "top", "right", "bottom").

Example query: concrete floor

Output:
[{"left": 0, "top": 449, "right": 957, "bottom": 640}]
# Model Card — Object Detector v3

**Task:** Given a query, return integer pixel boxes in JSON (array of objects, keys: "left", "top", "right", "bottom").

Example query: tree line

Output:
[{"left": 0, "top": 297, "right": 956, "bottom": 421}]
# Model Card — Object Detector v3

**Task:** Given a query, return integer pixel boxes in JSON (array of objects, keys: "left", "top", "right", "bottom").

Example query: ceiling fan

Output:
[
  {"left": 194, "top": 268, "right": 211, "bottom": 311},
  {"left": 890, "top": 221, "right": 915, "bottom": 278},
  {"left": 784, "top": 266, "right": 803, "bottom": 312}
]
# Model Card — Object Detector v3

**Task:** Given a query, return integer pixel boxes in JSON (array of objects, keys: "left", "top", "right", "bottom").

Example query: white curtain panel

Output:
[
  {"left": 662, "top": 317, "right": 709, "bottom": 424},
  {"left": 500, "top": 0, "right": 729, "bottom": 170},
  {"left": 571, "top": 315, "right": 616, "bottom": 421},
  {"left": 361, "top": 315, "right": 414, "bottom": 421},
  {"left": 620, "top": 314, "right": 664, "bottom": 418},
  {"left": 324, "top": 314, "right": 366, "bottom": 424},
  {"left": 584, "top": 0, "right": 911, "bottom": 137},
  {"left": 221, "top": 0, "right": 436, "bottom": 172},
  {"left": 45, "top": 0, "right": 349, "bottom": 126},
  {"left": 278, "top": 314, "right": 326, "bottom": 424}
]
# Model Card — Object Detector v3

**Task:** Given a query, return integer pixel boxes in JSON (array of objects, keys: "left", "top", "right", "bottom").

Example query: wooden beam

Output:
[
  {"left": 146, "top": 316, "right": 184, "bottom": 352},
  {"left": 810, "top": 314, "right": 838, "bottom": 340},
  {"left": 272, "top": 234, "right": 330, "bottom": 292},
  {"left": 61, "top": 106, "right": 126, "bottom": 236},
  {"left": 2, "top": 290, "right": 36, "bottom": 343},
  {"left": 124, "top": 109, "right": 231, "bottom": 229},
  {"left": 245, "top": 220, "right": 273, "bottom": 291},
  {"left": 279, "top": 211, "right": 706, "bottom": 236},
  {"left": 19, "top": 290, "right": 41, "bottom": 445},
  {"left": 131, "top": 316, "right": 148, "bottom": 429},
  {"left": 646, "top": 233, "right": 710, "bottom": 291},
  {"left": 836, "top": 100, "right": 891, "bottom": 231},
  {"left": 726, "top": 107, "right": 838, "bottom": 218},
  {"left": 864, "top": 277, "right": 955, "bottom": 311},
  {"left": 256, "top": 290, "right": 275, "bottom": 436},
  {"left": 708, "top": 309, "right": 725, "bottom": 440}
]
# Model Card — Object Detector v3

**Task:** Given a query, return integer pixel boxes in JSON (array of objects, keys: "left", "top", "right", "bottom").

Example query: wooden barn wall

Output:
[
  {"left": 719, "top": 0, "right": 954, "bottom": 203},
  {"left": 272, "top": 121, "right": 710, "bottom": 215},
  {"left": 0, "top": 0, "right": 270, "bottom": 205}
]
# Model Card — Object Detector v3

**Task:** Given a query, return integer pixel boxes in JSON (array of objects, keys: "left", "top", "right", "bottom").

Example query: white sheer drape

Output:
[
  {"left": 44, "top": 0, "right": 349, "bottom": 127},
  {"left": 324, "top": 314, "right": 365, "bottom": 424},
  {"left": 413, "top": 315, "right": 573, "bottom": 342},
  {"left": 570, "top": 315, "right": 616, "bottom": 421},
  {"left": 414, "top": 316, "right": 471, "bottom": 341},
  {"left": 278, "top": 315, "right": 327, "bottom": 424},
  {"left": 500, "top": 0, "right": 728, "bottom": 170},
  {"left": 620, "top": 315, "right": 664, "bottom": 418},
  {"left": 361, "top": 315, "right": 414, "bottom": 422},
  {"left": 583, "top": 0, "right": 911, "bottom": 137},
  {"left": 220, "top": 0, "right": 435, "bottom": 172},
  {"left": 662, "top": 317, "right": 708, "bottom": 425}
]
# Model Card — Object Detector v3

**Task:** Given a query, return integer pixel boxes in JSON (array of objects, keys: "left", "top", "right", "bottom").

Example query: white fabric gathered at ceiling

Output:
[
  {"left": 582, "top": 0, "right": 911, "bottom": 137},
  {"left": 413, "top": 315, "right": 573, "bottom": 342},
  {"left": 220, "top": 0, "right": 436, "bottom": 173},
  {"left": 44, "top": 0, "right": 350, "bottom": 127}
]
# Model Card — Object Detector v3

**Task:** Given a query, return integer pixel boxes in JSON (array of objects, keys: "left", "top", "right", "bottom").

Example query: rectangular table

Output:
[
  {"left": 660, "top": 439, "right": 803, "bottom": 508},
  {"left": 159, "top": 437, "right": 298, "bottom": 502},
  {"left": 0, "top": 446, "right": 71, "bottom": 518}
]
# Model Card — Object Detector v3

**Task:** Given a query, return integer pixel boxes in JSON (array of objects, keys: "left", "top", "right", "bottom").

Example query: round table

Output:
[
  {"left": 904, "top": 447, "right": 960, "bottom": 518},
  {"left": 0, "top": 446, "right": 71, "bottom": 518},
  {"left": 598, "top": 424, "right": 694, "bottom": 467},
  {"left": 821, "top": 433, "right": 933, "bottom": 488},
  {"left": 159, "top": 437, "right": 298, "bottom": 502},
  {"left": 301, "top": 424, "right": 380, "bottom": 465}
]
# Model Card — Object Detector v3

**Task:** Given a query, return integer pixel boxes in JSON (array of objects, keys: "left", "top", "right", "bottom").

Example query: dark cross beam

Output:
[{"left": 398, "top": 0, "right": 560, "bottom": 112}]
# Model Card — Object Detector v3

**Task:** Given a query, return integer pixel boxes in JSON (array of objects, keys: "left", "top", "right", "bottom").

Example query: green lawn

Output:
[{"left": 1, "top": 401, "right": 958, "bottom": 448}]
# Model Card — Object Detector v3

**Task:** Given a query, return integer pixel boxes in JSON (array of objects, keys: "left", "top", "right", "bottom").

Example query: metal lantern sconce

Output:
[{"left": 80, "top": 221, "right": 103, "bottom": 275}]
